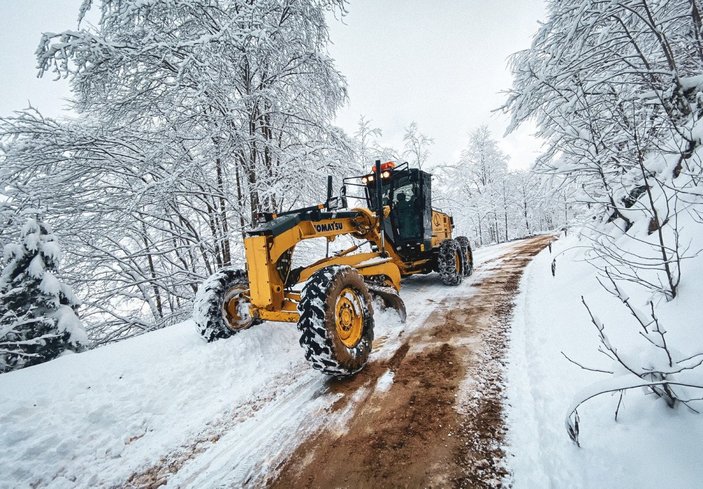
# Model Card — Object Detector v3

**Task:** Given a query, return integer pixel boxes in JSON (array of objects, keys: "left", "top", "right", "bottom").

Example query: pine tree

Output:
[{"left": 0, "top": 215, "right": 87, "bottom": 373}]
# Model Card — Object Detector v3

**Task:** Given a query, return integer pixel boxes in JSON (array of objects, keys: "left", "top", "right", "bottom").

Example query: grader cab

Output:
[{"left": 193, "top": 161, "right": 473, "bottom": 376}]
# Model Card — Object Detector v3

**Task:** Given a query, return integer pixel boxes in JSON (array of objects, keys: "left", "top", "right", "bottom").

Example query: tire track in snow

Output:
[
  {"left": 507, "top": 243, "right": 583, "bottom": 488},
  {"left": 169, "top": 374, "right": 329, "bottom": 487}
]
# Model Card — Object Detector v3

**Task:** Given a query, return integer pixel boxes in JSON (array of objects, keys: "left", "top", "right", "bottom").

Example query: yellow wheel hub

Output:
[
  {"left": 335, "top": 287, "right": 364, "bottom": 348},
  {"left": 226, "top": 297, "right": 244, "bottom": 322},
  {"left": 455, "top": 252, "right": 462, "bottom": 273},
  {"left": 223, "top": 287, "right": 253, "bottom": 331}
]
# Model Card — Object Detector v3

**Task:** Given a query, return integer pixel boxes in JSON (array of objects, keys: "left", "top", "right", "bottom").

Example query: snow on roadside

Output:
[
  {"left": 0, "top": 321, "right": 308, "bottom": 488},
  {"left": 505, "top": 233, "right": 703, "bottom": 488}
]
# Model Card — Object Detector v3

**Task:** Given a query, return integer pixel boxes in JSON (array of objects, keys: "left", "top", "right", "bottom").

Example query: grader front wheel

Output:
[
  {"left": 193, "top": 268, "right": 258, "bottom": 342},
  {"left": 297, "top": 266, "right": 374, "bottom": 376}
]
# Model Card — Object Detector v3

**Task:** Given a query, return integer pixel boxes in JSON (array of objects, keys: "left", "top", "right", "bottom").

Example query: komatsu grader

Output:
[{"left": 193, "top": 161, "right": 473, "bottom": 376}]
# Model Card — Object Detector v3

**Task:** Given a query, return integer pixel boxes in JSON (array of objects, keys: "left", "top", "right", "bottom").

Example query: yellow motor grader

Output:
[{"left": 193, "top": 161, "right": 473, "bottom": 376}]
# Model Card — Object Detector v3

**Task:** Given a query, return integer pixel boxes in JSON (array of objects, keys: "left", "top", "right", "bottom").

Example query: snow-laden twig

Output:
[
  {"left": 566, "top": 379, "right": 703, "bottom": 446},
  {"left": 567, "top": 290, "right": 703, "bottom": 445}
]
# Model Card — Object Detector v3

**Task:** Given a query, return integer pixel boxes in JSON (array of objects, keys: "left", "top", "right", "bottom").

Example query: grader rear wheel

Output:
[
  {"left": 456, "top": 236, "right": 474, "bottom": 277},
  {"left": 193, "top": 268, "right": 258, "bottom": 342},
  {"left": 297, "top": 266, "right": 374, "bottom": 376},
  {"left": 438, "top": 239, "right": 463, "bottom": 286}
]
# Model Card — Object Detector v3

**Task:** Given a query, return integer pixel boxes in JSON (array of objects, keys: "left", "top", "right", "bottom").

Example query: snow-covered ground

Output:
[
  {"left": 7, "top": 233, "right": 699, "bottom": 489},
  {"left": 0, "top": 242, "right": 513, "bottom": 488},
  {"left": 506, "top": 232, "right": 703, "bottom": 488}
]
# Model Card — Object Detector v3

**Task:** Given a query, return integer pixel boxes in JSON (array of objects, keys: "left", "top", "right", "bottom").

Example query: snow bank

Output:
[
  {"left": 505, "top": 233, "right": 703, "bottom": 488},
  {"left": 0, "top": 320, "right": 306, "bottom": 488}
]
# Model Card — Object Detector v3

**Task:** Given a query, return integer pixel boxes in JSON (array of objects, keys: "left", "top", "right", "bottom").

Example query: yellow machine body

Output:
[
  {"left": 243, "top": 206, "right": 418, "bottom": 323},
  {"left": 193, "top": 161, "right": 472, "bottom": 377},
  {"left": 431, "top": 210, "right": 454, "bottom": 248},
  {"left": 236, "top": 162, "right": 459, "bottom": 326}
]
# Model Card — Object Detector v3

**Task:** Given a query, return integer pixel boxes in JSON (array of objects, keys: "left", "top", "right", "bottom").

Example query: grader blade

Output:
[{"left": 367, "top": 284, "right": 407, "bottom": 323}]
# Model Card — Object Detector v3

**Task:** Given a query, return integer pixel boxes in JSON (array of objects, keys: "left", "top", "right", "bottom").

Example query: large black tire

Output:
[
  {"left": 297, "top": 265, "right": 374, "bottom": 377},
  {"left": 438, "top": 239, "right": 463, "bottom": 286},
  {"left": 455, "top": 236, "right": 474, "bottom": 277},
  {"left": 193, "top": 268, "right": 258, "bottom": 342}
]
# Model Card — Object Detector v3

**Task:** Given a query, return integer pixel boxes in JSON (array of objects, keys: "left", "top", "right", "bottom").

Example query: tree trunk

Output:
[
  {"left": 477, "top": 214, "right": 483, "bottom": 246},
  {"left": 140, "top": 219, "right": 164, "bottom": 319},
  {"left": 215, "top": 157, "right": 231, "bottom": 266},
  {"left": 523, "top": 197, "right": 531, "bottom": 235}
]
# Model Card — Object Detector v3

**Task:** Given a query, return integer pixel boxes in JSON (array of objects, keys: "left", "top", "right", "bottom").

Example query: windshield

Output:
[{"left": 366, "top": 171, "right": 424, "bottom": 243}]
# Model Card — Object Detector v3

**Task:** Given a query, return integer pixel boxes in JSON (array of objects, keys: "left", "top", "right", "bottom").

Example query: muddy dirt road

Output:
[
  {"left": 126, "top": 235, "right": 553, "bottom": 489},
  {"left": 269, "top": 234, "right": 554, "bottom": 488}
]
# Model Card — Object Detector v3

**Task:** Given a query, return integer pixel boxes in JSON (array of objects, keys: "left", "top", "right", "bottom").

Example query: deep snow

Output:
[{"left": 505, "top": 232, "right": 703, "bottom": 488}]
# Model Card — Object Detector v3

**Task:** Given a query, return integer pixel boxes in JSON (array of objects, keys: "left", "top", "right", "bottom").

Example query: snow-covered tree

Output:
[
  {"left": 505, "top": 0, "right": 703, "bottom": 435},
  {"left": 0, "top": 215, "right": 87, "bottom": 373},
  {"left": 36, "top": 0, "right": 349, "bottom": 222},
  {"left": 349, "top": 115, "right": 404, "bottom": 175},
  {"left": 352, "top": 115, "right": 383, "bottom": 173},
  {"left": 460, "top": 126, "right": 508, "bottom": 190},
  {"left": 0, "top": 0, "right": 351, "bottom": 343},
  {"left": 505, "top": 0, "right": 703, "bottom": 299},
  {"left": 440, "top": 127, "right": 507, "bottom": 244},
  {"left": 402, "top": 121, "right": 434, "bottom": 170},
  {"left": 435, "top": 125, "right": 566, "bottom": 245}
]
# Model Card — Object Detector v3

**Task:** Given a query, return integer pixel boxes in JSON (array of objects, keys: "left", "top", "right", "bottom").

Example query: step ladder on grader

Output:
[{"left": 193, "top": 160, "right": 473, "bottom": 376}]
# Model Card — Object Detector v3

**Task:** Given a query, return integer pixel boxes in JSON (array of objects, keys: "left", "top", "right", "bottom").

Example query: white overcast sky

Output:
[{"left": 0, "top": 0, "right": 546, "bottom": 169}]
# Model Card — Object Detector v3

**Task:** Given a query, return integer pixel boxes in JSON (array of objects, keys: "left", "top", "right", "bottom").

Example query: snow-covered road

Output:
[{"left": 0, "top": 239, "right": 526, "bottom": 488}]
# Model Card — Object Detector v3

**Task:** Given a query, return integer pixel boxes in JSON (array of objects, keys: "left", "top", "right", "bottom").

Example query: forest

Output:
[
  {"left": 0, "top": 0, "right": 564, "bottom": 357},
  {"left": 2, "top": 1, "right": 703, "bottom": 487}
]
